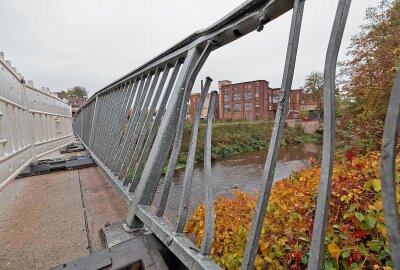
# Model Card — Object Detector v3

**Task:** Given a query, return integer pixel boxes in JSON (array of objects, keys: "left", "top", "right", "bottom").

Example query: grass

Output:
[{"left": 174, "top": 120, "right": 322, "bottom": 169}]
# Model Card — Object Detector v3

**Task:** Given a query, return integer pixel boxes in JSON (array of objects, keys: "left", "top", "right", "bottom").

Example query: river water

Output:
[{"left": 152, "top": 143, "right": 321, "bottom": 225}]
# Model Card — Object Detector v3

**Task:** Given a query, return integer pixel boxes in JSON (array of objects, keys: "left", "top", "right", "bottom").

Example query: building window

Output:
[
  {"left": 255, "top": 98, "right": 259, "bottom": 105},
  {"left": 244, "top": 102, "right": 252, "bottom": 111},
  {"left": 224, "top": 103, "right": 231, "bottom": 112},
  {"left": 255, "top": 107, "right": 260, "bottom": 113},
  {"left": 234, "top": 103, "right": 241, "bottom": 112},
  {"left": 255, "top": 86, "right": 260, "bottom": 93},
  {"left": 272, "top": 96, "right": 279, "bottom": 103},
  {"left": 234, "top": 86, "right": 239, "bottom": 91},
  {"left": 224, "top": 94, "right": 231, "bottom": 102},
  {"left": 244, "top": 91, "right": 252, "bottom": 100},
  {"left": 234, "top": 92, "right": 241, "bottom": 101}
]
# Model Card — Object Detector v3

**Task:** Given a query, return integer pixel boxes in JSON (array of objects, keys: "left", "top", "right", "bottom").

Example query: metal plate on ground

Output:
[{"left": 17, "top": 156, "right": 96, "bottom": 178}]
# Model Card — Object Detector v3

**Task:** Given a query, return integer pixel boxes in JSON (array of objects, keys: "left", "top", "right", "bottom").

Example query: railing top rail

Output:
[{"left": 77, "top": 0, "right": 294, "bottom": 113}]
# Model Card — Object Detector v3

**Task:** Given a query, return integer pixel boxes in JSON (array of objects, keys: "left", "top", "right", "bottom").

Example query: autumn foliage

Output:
[
  {"left": 185, "top": 152, "right": 399, "bottom": 269},
  {"left": 340, "top": 0, "right": 400, "bottom": 151}
]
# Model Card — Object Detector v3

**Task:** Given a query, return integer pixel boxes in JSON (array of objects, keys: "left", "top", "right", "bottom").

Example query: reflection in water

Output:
[{"left": 152, "top": 143, "right": 321, "bottom": 225}]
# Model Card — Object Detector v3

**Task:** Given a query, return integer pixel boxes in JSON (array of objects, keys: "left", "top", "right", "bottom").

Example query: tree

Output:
[
  {"left": 303, "top": 71, "right": 324, "bottom": 120},
  {"left": 65, "top": 86, "right": 88, "bottom": 97},
  {"left": 336, "top": 0, "right": 400, "bottom": 151},
  {"left": 341, "top": 0, "right": 400, "bottom": 133}
]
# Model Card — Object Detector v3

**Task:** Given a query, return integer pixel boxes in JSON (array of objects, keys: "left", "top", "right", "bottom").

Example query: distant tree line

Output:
[{"left": 61, "top": 86, "right": 88, "bottom": 98}]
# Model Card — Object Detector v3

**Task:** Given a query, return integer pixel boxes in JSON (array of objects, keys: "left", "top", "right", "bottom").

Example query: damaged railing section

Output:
[
  {"left": 0, "top": 51, "right": 74, "bottom": 190},
  {"left": 74, "top": 0, "right": 400, "bottom": 269}
]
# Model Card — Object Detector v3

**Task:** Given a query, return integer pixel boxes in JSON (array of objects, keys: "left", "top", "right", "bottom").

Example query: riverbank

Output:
[
  {"left": 153, "top": 144, "right": 320, "bottom": 225},
  {"left": 175, "top": 121, "right": 322, "bottom": 169}
]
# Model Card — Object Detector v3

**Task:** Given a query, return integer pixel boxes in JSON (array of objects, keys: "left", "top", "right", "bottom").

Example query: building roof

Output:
[
  {"left": 218, "top": 79, "right": 269, "bottom": 87},
  {"left": 67, "top": 96, "right": 87, "bottom": 108}
]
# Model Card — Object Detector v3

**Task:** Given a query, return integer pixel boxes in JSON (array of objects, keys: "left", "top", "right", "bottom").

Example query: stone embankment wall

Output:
[{"left": 286, "top": 120, "right": 321, "bottom": 135}]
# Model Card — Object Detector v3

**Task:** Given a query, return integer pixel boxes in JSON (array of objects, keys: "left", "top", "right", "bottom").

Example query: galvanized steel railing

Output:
[
  {"left": 73, "top": 0, "right": 400, "bottom": 269},
  {"left": 0, "top": 52, "right": 74, "bottom": 190}
]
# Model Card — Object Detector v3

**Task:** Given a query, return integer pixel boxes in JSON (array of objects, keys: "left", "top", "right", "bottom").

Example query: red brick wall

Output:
[
  {"left": 220, "top": 82, "right": 307, "bottom": 121},
  {"left": 189, "top": 94, "right": 200, "bottom": 120},
  {"left": 189, "top": 93, "right": 220, "bottom": 120},
  {"left": 220, "top": 80, "right": 270, "bottom": 121}
]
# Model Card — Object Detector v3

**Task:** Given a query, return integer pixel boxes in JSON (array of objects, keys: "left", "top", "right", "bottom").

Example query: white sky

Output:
[{"left": 0, "top": 0, "right": 378, "bottom": 96}]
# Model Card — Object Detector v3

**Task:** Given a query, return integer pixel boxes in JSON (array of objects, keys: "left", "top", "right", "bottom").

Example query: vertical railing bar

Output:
[
  {"left": 80, "top": 108, "right": 85, "bottom": 142},
  {"left": 113, "top": 74, "right": 152, "bottom": 173},
  {"left": 122, "top": 64, "right": 172, "bottom": 185},
  {"left": 240, "top": 1, "right": 305, "bottom": 269},
  {"left": 104, "top": 83, "right": 132, "bottom": 166},
  {"left": 85, "top": 105, "right": 90, "bottom": 142},
  {"left": 308, "top": 0, "right": 351, "bottom": 269},
  {"left": 98, "top": 87, "right": 119, "bottom": 161},
  {"left": 96, "top": 89, "right": 115, "bottom": 159},
  {"left": 119, "top": 67, "right": 163, "bottom": 178},
  {"left": 92, "top": 93, "right": 107, "bottom": 156},
  {"left": 98, "top": 86, "right": 120, "bottom": 161},
  {"left": 105, "top": 80, "right": 135, "bottom": 165},
  {"left": 128, "top": 59, "right": 183, "bottom": 192},
  {"left": 125, "top": 44, "right": 212, "bottom": 228},
  {"left": 111, "top": 75, "right": 147, "bottom": 172},
  {"left": 110, "top": 78, "right": 142, "bottom": 170},
  {"left": 174, "top": 77, "right": 212, "bottom": 229},
  {"left": 102, "top": 82, "right": 130, "bottom": 166},
  {"left": 80, "top": 106, "right": 84, "bottom": 139},
  {"left": 114, "top": 72, "right": 155, "bottom": 175},
  {"left": 82, "top": 105, "right": 88, "bottom": 142},
  {"left": 81, "top": 107, "right": 86, "bottom": 142},
  {"left": 201, "top": 90, "right": 217, "bottom": 256},
  {"left": 380, "top": 69, "right": 400, "bottom": 270},
  {"left": 93, "top": 94, "right": 107, "bottom": 156}
]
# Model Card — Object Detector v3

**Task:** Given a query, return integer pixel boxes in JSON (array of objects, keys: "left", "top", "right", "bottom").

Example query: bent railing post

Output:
[
  {"left": 125, "top": 43, "right": 213, "bottom": 228},
  {"left": 122, "top": 65, "right": 171, "bottom": 185},
  {"left": 308, "top": 0, "right": 351, "bottom": 269},
  {"left": 156, "top": 76, "right": 212, "bottom": 218},
  {"left": 119, "top": 68, "right": 163, "bottom": 177},
  {"left": 240, "top": 0, "right": 305, "bottom": 268},
  {"left": 380, "top": 69, "right": 400, "bottom": 270},
  {"left": 128, "top": 59, "right": 182, "bottom": 192},
  {"left": 175, "top": 77, "right": 213, "bottom": 231},
  {"left": 201, "top": 90, "right": 217, "bottom": 256}
]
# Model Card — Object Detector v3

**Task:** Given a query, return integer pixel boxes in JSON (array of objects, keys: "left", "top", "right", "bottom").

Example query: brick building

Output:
[
  {"left": 66, "top": 96, "right": 87, "bottom": 117},
  {"left": 218, "top": 80, "right": 315, "bottom": 121},
  {"left": 189, "top": 92, "right": 220, "bottom": 120},
  {"left": 188, "top": 80, "right": 318, "bottom": 122}
]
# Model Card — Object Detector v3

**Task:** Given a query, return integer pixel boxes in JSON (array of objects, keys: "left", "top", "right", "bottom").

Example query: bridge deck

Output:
[{"left": 0, "top": 155, "right": 127, "bottom": 269}]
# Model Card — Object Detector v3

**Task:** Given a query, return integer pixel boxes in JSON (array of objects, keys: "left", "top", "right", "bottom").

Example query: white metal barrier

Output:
[{"left": 0, "top": 51, "right": 74, "bottom": 190}]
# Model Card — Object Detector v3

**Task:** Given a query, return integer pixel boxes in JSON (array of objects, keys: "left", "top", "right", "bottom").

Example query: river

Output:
[{"left": 151, "top": 143, "right": 321, "bottom": 225}]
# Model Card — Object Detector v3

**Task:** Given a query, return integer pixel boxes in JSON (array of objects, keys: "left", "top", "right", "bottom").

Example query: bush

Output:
[{"left": 185, "top": 152, "right": 399, "bottom": 269}]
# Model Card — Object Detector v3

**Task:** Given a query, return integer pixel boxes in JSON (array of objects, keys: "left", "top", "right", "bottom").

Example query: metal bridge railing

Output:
[
  {"left": 0, "top": 52, "right": 74, "bottom": 190},
  {"left": 73, "top": 0, "right": 400, "bottom": 269}
]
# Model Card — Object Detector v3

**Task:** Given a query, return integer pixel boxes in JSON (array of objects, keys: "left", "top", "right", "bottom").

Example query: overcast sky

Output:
[{"left": 0, "top": 0, "right": 377, "bottom": 96}]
